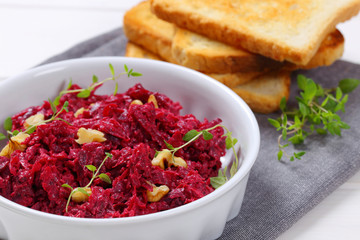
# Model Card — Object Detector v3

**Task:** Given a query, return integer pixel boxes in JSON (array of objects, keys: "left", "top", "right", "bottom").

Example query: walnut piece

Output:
[{"left": 75, "top": 127, "right": 106, "bottom": 144}]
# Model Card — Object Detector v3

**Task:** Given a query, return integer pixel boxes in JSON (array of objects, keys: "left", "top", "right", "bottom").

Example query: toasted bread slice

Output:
[
  {"left": 125, "top": 42, "right": 262, "bottom": 87},
  {"left": 125, "top": 42, "right": 162, "bottom": 61},
  {"left": 125, "top": 1, "right": 344, "bottom": 74},
  {"left": 125, "top": 42, "right": 290, "bottom": 113},
  {"left": 172, "top": 27, "right": 282, "bottom": 73},
  {"left": 289, "top": 29, "right": 345, "bottom": 70},
  {"left": 232, "top": 72, "right": 291, "bottom": 114},
  {"left": 151, "top": 0, "right": 359, "bottom": 65},
  {"left": 123, "top": 1, "right": 176, "bottom": 63},
  {"left": 175, "top": 27, "right": 344, "bottom": 72}
]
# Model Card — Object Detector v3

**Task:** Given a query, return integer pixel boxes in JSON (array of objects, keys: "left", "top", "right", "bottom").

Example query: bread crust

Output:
[
  {"left": 125, "top": 42, "right": 289, "bottom": 113},
  {"left": 125, "top": 42, "right": 163, "bottom": 61},
  {"left": 293, "top": 29, "right": 344, "bottom": 70},
  {"left": 123, "top": 1, "right": 177, "bottom": 63},
  {"left": 232, "top": 71, "right": 291, "bottom": 114},
  {"left": 125, "top": 42, "right": 262, "bottom": 86},
  {"left": 126, "top": 1, "right": 344, "bottom": 74},
  {"left": 151, "top": 0, "right": 359, "bottom": 65},
  {"left": 172, "top": 27, "right": 282, "bottom": 73}
]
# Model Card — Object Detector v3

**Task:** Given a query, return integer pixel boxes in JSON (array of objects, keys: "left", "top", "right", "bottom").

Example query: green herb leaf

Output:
[
  {"left": 210, "top": 169, "right": 227, "bottom": 189},
  {"left": 98, "top": 173, "right": 112, "bottom": 184},
  {"left": 62, "top": 101, "right": 69, "bottom": 112},
  {"left": 223, "top": 131, "right": 237, "bottom": 150},
  {"left": 92, "top": 75, "right": 98, "bottom": 83},
  {"left": 53, "top": 96, "right": 61, "bottom": 106},
  {"left": 288, "top": 134, "right": 304, "bottom": 144},
  {"left": 124, "top": 64, "right": 129, "bottom": 73},
  {"left": 114, "top": 82, "right": 119, "bottom": 96},
  {"left": 279, "top": 97, "right": 287, "bottom": 111},
  {"left": 183, "top": 129, "right": 199, "bottom": 142},
  {"left": 86, "top": 165, "right": 97, "bottom": 172},
  {"left": 77, "top": 89, "right": 91, "bottom": 98},
  {"left": 61, "top": 183, "right": 73, "bottom": 190},
  {"left": 77, "top": 187, "right": 90, "bottom": 196},
  {"left": 0, "top": 133, "right": 6, "bottom": 140},
  {"left": 109, "top": 63, "right": 115, "bottom": 77},
  {"left": 338, "top": 78, "right": 360, "bottom": 94},
  {"left": 315, "top": 128, "right": 327, "bottom": 135},
  {"left": 154, "top": 150, "right": 159, "bottom": 158},
  {"left": 26, "top": 126, "right": 36, "bottom": 134},
  {"left": 303, "top": 78, "right": 317, "bottom": 101},
  {"left": 277, "top": 150, "right": 283, "bottom": 161},
  {"left": 299, "top": 101, "right": 310, "bottom": 116},
  {"left": 130, "top": 72, "right": 142, "bottom": 77},
  {"left": 268, "top": 118, "right": 280, "bottom": 128},
  {"left": 127, "top": 69, "right": 133, "bottom": 78},
  {"left": 4, "top": 117, "right": 12, "bottom": 131},
  {"left": 202, "top": 130, "right": 213, "bottom": 140},
  {"left": 66, "top": 79, "right": 73, "bottom": 90},
  {"left": 229, "top": 161, "right": 238, "bottom": 178},
  {"left": 335, "top": 87, "right": 343, "bottom": 100},
  {"left": 49, "top": 98, "right": 57, "bottom": 114},
  {"left": 231, "top": 138, "right": 238, "bottom": 147},
  {"left": 294, "top": 151, "right": 306, "bottom": 159},
  {"left": 297, "top": 74, "right": 307, "bottom": 90},
  {"left": 164, "top": 140, "right": 174, "bottom": 150}
]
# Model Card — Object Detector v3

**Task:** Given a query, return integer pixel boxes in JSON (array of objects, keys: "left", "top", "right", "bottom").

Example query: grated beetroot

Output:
[{"left": 0, "top": 83, "right": 226, "bottom": 218}]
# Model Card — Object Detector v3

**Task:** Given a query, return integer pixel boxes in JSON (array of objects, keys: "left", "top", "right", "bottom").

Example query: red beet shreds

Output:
[{"left": 0, "top": 83, "right": 225, "bottom": 218}]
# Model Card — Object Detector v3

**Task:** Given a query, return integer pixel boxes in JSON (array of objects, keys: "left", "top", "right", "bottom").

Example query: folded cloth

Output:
[{"left": 40, "top": 27, "right": 360, "bottom": 240}]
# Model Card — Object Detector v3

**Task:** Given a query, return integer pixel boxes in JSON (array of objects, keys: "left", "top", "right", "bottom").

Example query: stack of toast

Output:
[{"left": 123, "top": 0, "right": 360, "bottom": 113}]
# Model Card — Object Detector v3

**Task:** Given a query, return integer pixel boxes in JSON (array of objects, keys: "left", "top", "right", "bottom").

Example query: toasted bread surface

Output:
[
  {"left": 151, "top": 0, "right": 360, "bottom": 65},
  {"left": 125, "top": 42, "right": 289, "bottom": 113},
  {"left": 232, "top": 71, "right": 291, "bottom": 114},
  {"left": 123, "top": 1, "right": 176, "bottom": 63},
  {"left": 292, "top": 29, "right": 344, "bottom": 70},
  {"left": 125, "top": 1, "right": 282, "bottom": 73},
  {"left": 125, "top": 42, "right": 261, "bottom": 86},
  {"left": 125, "top": 1, "right": 344, "bottom": 73},
  {"left": 172, "top": 27, "right": 282, "bottom": 73},
  {"left": 125, "top": 42, "right": 163, "bottom": 61}
]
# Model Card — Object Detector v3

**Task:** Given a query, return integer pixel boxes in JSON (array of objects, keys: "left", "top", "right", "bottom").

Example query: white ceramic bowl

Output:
[{"left": 0, "top": 57, "right": 259, "bottom": 240}]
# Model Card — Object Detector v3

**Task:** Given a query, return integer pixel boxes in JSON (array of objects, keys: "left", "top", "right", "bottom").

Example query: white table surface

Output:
[{"left": 1, "top": 1, "right": 360, "bottom": 239}]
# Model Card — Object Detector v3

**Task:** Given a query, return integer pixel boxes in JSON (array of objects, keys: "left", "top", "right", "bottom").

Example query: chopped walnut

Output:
[
  {"left": 0, "top": 132, "right": 30, "bottom": 157},
  {"left": 75, "top": 127, "right": 106, "bottom": 144}
]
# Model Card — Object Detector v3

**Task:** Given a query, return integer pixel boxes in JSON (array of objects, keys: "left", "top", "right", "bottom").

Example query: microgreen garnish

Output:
[
  {"left": 268, "top": 75, "right": 359, "bottom": 161},
  {"left": 0, "top": 117, "right": 13, "bottom": 140},
  {"left": 1, "top": 63, "right": 142, "bottom": 140},
  {"left": 53, "top": 64, "right": 142, "bottom": 104},
  {"left": 209, "top": 126, "right": 239, "bottom": 189},
  {"left": 62, "top": 152, "right": 113, "bottom": 213},
  {"left": 26, "top": 100, "right": 69, "bottom": 135},
  {"left": 163, "top": 124, "right": 239, "bottom": 189},
  {"left": 0, "top": 99, "right": 69, "bottom": 140}
]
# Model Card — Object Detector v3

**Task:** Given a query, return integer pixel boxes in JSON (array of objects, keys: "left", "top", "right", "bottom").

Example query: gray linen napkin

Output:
[{"left": 40, "top": 27, "right": 360, "bottom": 240}]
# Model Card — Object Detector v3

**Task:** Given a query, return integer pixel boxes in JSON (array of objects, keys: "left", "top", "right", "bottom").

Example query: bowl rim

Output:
[{"left": 0, "top": 57, "right": 260, "bottom": 225}]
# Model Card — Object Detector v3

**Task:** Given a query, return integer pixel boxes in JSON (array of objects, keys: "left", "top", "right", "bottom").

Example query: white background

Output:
[{"left": 1, "top": 1, "right": 360, "bottom": 239}]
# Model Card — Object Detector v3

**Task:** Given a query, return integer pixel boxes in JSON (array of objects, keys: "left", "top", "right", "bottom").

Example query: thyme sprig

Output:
[
  {"left": 163, "top": 124, "right": 239, "bottom": 189},
  {"left": 62, "top": 152, "right": 113, "bottom": 213},
  {"left": 268, "top": 74, "right": 359, "bottom": 161},
  {"left": 27, "top": 100, "right": 70, "bottom": 134},
  {"left": 0, "top": 100, "right": 69, "bottom": 140},
  {"left": 53, "top": 63, "right": 142, "bottom": 106},
  {"left": 0, "top": 63, "right": 141, "bottom": 140}
]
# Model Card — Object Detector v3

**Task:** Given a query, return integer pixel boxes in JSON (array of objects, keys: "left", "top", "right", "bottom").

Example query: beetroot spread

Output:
[{"left": 0, "top": 83, "right": 226, "bottom": 218}]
